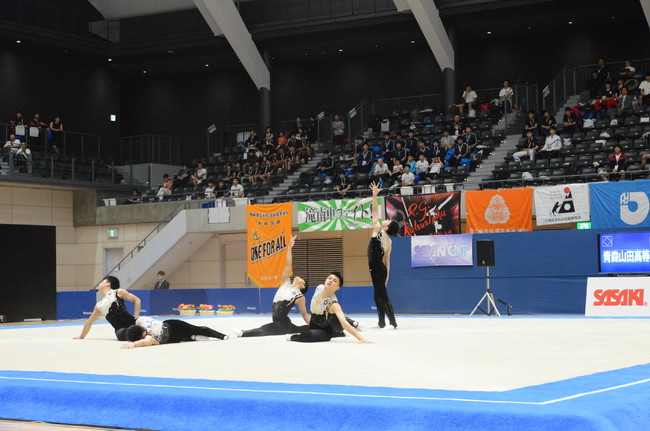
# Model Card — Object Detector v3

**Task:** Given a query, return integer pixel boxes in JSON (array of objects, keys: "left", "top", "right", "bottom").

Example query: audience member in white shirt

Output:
[
  {"left": 460, "top": 84, "right": 478, "bottom": 114},
  {"left": 3, "top": 134, "right": 20, "bottom": 153},
  {"left": 538, "top": 127, "right": 562, "bottom": 159},
  {"left": 400, "top": 165, "right": 415, "bottom": 186},
  {"left": 415, "top": 154, "right": 429, "bottom": 176},
  {"left": 638, "top": 74, "right": 650, "bottom": 106},
  {"left": 228, "top": 178, "right": 245, "bottom": 198}
]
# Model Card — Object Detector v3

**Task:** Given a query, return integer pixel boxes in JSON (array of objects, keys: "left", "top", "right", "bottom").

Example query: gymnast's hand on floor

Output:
[
  {"left": 121, "top": 343, "right": 135, "bottom": 349},
  {"left": 358, "top": 338, "right": 373, "bottom": 344}
]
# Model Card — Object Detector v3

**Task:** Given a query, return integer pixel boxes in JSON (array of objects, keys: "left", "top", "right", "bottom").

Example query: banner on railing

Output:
[
  {"left": 298, "top": 198, "right": 383, "bottom": 232},
  {"left": 534, "top": 184, "right": 590, "bottom": 226},
  {"left": 385, "top": 192, "right": 460, "bottom": 236},
  {"left": 466, "top": 188, "right": 533, "bottom": 233},
  {"left": 411, "top": 234, "right": 473, "bottom": 267},
  {"left": 590, "top": 179, "right": 650, "bottom": 229},
  {"left": 246, "top": 203, "right": 292, "bottom": 287}
]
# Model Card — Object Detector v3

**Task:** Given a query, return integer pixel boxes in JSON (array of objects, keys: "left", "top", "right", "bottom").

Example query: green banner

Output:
[{"left": 298, "top": 198, "right": 383, "bottom": 232}]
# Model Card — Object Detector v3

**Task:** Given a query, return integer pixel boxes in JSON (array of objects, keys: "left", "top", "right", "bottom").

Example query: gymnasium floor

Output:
[{"left": 2, "top": 315, "right": 650, "bottom": 430}]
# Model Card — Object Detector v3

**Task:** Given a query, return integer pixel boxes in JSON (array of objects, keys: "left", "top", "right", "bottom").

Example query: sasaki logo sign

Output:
[
  {"left": 586, "top": 278, "right": 650, "bottom": 316},
  {"left": 593, "top": 289, "right": 646, "bottom": 307}
]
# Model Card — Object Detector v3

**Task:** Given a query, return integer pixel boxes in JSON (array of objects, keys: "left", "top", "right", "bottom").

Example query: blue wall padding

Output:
[
  {"left": 57, "top": 228, "right": 649, "bottom": 319},
  {"left": 2, "top": 364, "right": 650, "bottom": 431}
]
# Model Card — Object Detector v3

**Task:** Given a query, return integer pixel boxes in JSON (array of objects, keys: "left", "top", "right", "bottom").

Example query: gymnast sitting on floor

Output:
[
  {"left": 74, "top": 276, "right": 141, "bottom": 341},
  {"left": 232, "top": 235, "right": 311, "bottom": 337},
  {"left": 122, "top": 316, "right": 229, "bottom": 348},
  {"left": 288, "top": 272, "right": 370, "bottom": 344}
]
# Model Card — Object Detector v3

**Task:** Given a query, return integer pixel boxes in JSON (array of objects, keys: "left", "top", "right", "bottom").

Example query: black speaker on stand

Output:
[{"left": 470, "top": 240, "right": 501, "bottom": 316}]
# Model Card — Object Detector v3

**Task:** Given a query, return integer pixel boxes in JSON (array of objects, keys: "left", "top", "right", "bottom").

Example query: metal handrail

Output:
[
  {"left": 91, "top": 202, "right": 188, "bottom": 290},
  {"left": 1, "top": 122, "right": 101, "bottom": 158}
]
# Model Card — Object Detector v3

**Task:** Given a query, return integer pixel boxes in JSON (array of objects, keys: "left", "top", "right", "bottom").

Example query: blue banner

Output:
[
  {"left": 411, "top": 234, "right": 473, "bottom": 267},
  {"left": 590, "top": 180, "right": 650, "bottom": 229}
]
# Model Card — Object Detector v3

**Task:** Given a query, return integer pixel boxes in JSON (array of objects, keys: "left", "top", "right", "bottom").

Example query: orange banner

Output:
[
  {"left": 465, "top": 188, "right": 533, "bottom": 234},
  {"left": 247, "top": 203, "right": 293, "bottom": 287}
]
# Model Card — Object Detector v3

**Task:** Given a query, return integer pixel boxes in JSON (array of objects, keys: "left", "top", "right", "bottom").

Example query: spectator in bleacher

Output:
[
  {"left": 638, "top": 73, "right": 650, "bottom": 106},
  {"left": 522, "top": 110, "right": 540, "bottom": 137},
  {"left": 600, "top": 145, "right": 627, "bottom": 182},
  {"left": 125, "top": 189, "right": 141, "bottom": 204},
  {"left": 450, "top": 136, "right": 470, "bottom": 168},
  {"left": 616, "top": 60, "right": 636, "bottom": 81},
  {"left": 260, "top": 158, "right": 275, "bottom": 183},
  {"left": 48, "top": 115, "right": 63, "bottom": 154},
  {"left": 381, "top": 132, "right": 395, "bottom": 161},
  {"left": 228, "top": 177, "right": 245, "bottom": 198},
  {"left": 242, "top": 162, "right": 255, "bottom": 181},
  {"left": 223, "top": 163, "right": 237, "bottom": 183},
  {"left": 405, "top": 154, "right": 417, "bottom": 173},
  {"left": 463, "top": 126, "right": 478, "bottom": 153},
  {"left": 562, "top": 107, "right": 579, "bottom": 134},
  {"left": 613, "top": 79, "right": 626, "bottom": 98},
  {"left": 204, "top": 179, "right": 217, "bottom": 199},
  {"left": 370, "top": 157, "right": 390, "bottom": 186},
  {"left": 317, "top": 151, "right": 336, "bottom": 177},
  {"left": 416, "top": 139, "right": 431, "bottom": 160},
  {"left": 287, "top": 144, "right": 303, "bottom": 167},
  {"left": 355, "top": 143, "right": 373, "bottom": 174},
  {"left": 404, "top": 130, "right": 418, "bottom": 157},
  {"left": 430, "top": 139, "right": 443, "bottom": 160},
  {"left": 3, "top": 133, "right": 20, "bottom": 153},
  {"left": 299, "top": 134, "right": 313, "bottom": 159},
  {"left": 589, "top": 59, "right": 611, "bottom": 98},
  {"left": 391, "top": 158, "right": 404, "bottom": 182},
  {"left": 513, "top": 131, "right": 539, "bottom": 163},
  {"left": 540, "top": 111, "right": 556, "bottom": 137},
  {"left": 400, "top": 164, "right": 415, "bottom": 186},
  {"left": 295, "top": 127, "right": 306, "bottom": 141},
  {"left": 594, "top": 81, "right": 617, "bottom": 114},
  {"left": 286, "top": 133, "right": 298, "bottom": 149},
  {"left": 440, "top": 129, "right": 455, "bottom": 152},
  {"left": 275, "top": 147, "right": 290, "bottom": 172},
  {"left": 538, "top": 127, "right": 562, "bottom": 159},
  {"left": 156, "top": 174, "right": 174, "bottom": 201},
  {"left": 415, "top": 153, "right": 429, "bottom": 177},
  {"left": 172, "top": 164, "right": 192, "bottom": 189},
  {"left": 498, "top": 80, "right": 514, "bottom": 113},
  {"left": 245, "top": 130, "right": 259, "bottom": 148},
  {"left": 332, "top": 114, "right": 345, "bottom": 148},
  {"left": 14, "top": 141, "right": 31, "bottom": 173},
  {"left": 335, "top": 171, "right": 352, "bottom": 197},
  {"left": 295, "top": 116, "right": 304, "bottom": 133},
  {"left": 460, "top": 84, "right": 478, "bottom": 115},
  {"left": 307, "top": 115, "right": 318, "bottom": 143},
  {"left": 250, "top": 161, "right": 263, "bottom": 183},
  {"left": 9, "top": 110, "right": 25, "bottom": 141},
  {"left": 612, "top": 86, "right": 633, "bottom": 119},
  {"left": 276, "top": 131, "right": 287, "bottom": 147},
  {"left": 393, "top": 141, "right": 407, "bottom": 166},
  {"left": 641, "top": 153, "right": 650, "bottom": 168},
  {"left": 427, "top": 155, "right": 443, "bottom": 180},
  {"left": 215, "top": 180, "right": 229, "bottom": 197},
  {"left": 264, "top": 127, "right": 274, "bottom": 146},
  {"left": 29, "top": 113, "right": 47, "bottom": 139},
  {"left": 448, "top": 114, "right": 464, "bottom": 137},
  {"left": 353, "top": 136, "right": 365, "bottom": 158},
  {"left": 192, "top": 163, "right": 207, "bottom": 186}
]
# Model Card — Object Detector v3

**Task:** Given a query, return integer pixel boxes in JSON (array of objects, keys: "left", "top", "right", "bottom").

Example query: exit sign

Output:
[
  {"left": 576, "top": 222, "right": 591, "bottom": 230},
  {"left": 107, "top": 228, "right": 119, "bottom": 238}
]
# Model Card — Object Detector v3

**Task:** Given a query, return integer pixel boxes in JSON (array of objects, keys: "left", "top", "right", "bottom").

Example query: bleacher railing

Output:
[
  {"left": 120, "top": 134, "right": 181, "bottom": 165},
  {"left": 1, "top": 122, "right": 101, "bottom": 158},
  {"left": 542, "top": 58, "right": 650, "bottom": 114}
]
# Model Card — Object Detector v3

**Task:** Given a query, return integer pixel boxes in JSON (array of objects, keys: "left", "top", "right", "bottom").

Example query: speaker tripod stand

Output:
[{"left": 470, "top": 266, "right": 501, "bottom": 316}]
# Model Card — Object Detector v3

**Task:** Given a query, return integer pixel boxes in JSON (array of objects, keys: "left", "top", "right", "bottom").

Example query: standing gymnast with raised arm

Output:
[
  {"left": 74, "top": 276, "right": 142, "bottom": 341},
  {"left": 232, "top": 235, "right": 310, "bottom": 337},
  {"left": 369, "top": 182, "right": 399, "bottom": 329}
]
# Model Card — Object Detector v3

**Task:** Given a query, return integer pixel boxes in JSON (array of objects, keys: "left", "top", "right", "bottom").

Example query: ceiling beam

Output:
[
  {"left": 641, "top": 0, "right": 650, "bottom": 28},
  {"left": 193, "top": 0, "right": 270, "bottom": 91},
  {"left": 395, "top": 0, "right": 454, "bottom": 70}
]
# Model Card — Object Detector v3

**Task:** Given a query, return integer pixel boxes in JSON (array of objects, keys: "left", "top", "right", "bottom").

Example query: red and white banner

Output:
[{"left": 585, "top": 277, "right": 650, "bottom": 316}]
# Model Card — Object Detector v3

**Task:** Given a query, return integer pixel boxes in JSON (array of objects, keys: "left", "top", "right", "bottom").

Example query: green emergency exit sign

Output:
[
  {"left": 107, "top": 228, "right": 119, "bottom": 238},
  {"left": 576, "top": 222, "right": 591, "bottom": 230}
]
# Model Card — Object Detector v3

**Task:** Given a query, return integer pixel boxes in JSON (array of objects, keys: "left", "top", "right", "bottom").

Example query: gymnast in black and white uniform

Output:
[
  {"left": 74, "top": 275, "right": 141, "bottom": 341},
  {"left": 288, "top": 272, "right": 370, "bottom": 343},
  {"left": 233, "top": 235, "right": 310, "bottom": 337},
  {"left": 122, "top": 316, "right": 229, "bottom": 348}
]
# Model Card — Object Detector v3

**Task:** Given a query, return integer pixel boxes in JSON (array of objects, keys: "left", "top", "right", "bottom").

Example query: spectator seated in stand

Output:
[
  {"left": 429, "top": 139, "right": 444, "bottom": 161},
  {"left": 3, "top": 134, "right": 21, "bottom": 158},
  {"left": 449, "top": 136, "right": 470, "bottom": 168},
  {"left": 562, "top": 107, "right": 579, "bottom": 135},
  {"left": 249, "top": 161, "right": 262, "bottom": 183},
  {"left": 427, "top": 155, "right": 443, "bottom": 180},
  {"left": 317, "top": 151, "right": 336, "bottom": 177},
  {"left": 513, "top": 131, "right": 539, "bottom": 162},
  {"left": 600, "top": 145, "right": 627, "bottom": 182},
  {"left": 14, "top": 141, "right": 31, "bottom": 173},
  {"left": 594, "top": 81, "right": 617, "bottom": 114},
  {"left": 522, "top": 110, "right": 540, "bottom": 137},
  {"left": 298, "top": 135, "right": 313, "bottom": 159},
  {"left": 156, "top": 174, "right": 174, "bottom": 201},
  {"left": 540, "top": 110, "right": 556, "bottom": 137},
  {"left": 639, "top": 73, "right": 650, "bottom": 106},
  {"left": 416, "top": 139, "right": 431, "bottom": 160},
  {"left": 463, "top": 126, "right": 478, "bottom": 154},
  {"left": 538, "top": 127, "right": 562, "bottom": 159},
  {"left": 335, "top": 171, "right": 352, "bottom": 197},
  {"left": 392, "top": 141, "right": 407, "bottom": 166},
  {"left": 497, "top": 80, "right": 514, "bottom": 112},
  {"left": 260, "top": 159, "right": 276, "bottom": 183},
  {"left": 611, "top": 86, "right": 633, "bottom": 119},
  {"left": 459, "top": 84, "right": 478, "bottom": 115},
  {"left": 223, "top": 163, "right": 239, "bottom": 183},
  {"left": 215, "top": 180, "right": 229, "bottom": 198},
  {"left": 405, "top": 154, "right": 416, "bottom": 173},
  {"left": 125, "top": 189, "right": 141, "bottom": 205},
  {"left": 380, "top": 132, "right": 395, "bottom": 161},
  {"left": 204, "top": 180, "right": 217, "bottom": 199},
  {"left": 370, "top": 157, "right": 390, "bottom": 186},
  {"left": 263, "top": 127, "right": 274, "bottom": 147},
  {"left": 391, "top": 158, "right": 404, "bottom": 182},
  {"left": 447, "top": 114, "right": 465, "bottom": 137},
  {"left": 616, "top": 60, "right": 636, "bottom": 82},
  {"left": 192, "top": 163, "right": 207, "bottom": 186},
  {"left": 415, "top": 153, "right": 429, "bottom": 180},
  {"left": 9, "top": 110, "right": 25, "bottom": 141},
  {"left": 404, "top": 130, "right": 418, "bottom": 157},
  {"left": 400, "top": 164, "right": 415, "bottom": 187},
  {"left": 228, "top": 178, "right": 245, "bottom": 198},
  {"left": 172, "top": 164, "right": 192, "bottom": 189},
  {"left": 355, "top": 143, "right": 373, "bottom": 174},
  {"left": 440, "top": 129, "right": 456, "bottom": 164}
]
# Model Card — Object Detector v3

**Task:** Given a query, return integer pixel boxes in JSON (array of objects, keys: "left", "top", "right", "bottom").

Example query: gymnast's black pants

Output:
[
  {"left": 242, "top": 316, "right": 308, "bottom": 337},
  {"left": 161, "top": 319, "right": 227, "bottom": 343},
  {"left": 369, "top": 259, "right": 397, "bottom": 328}
]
